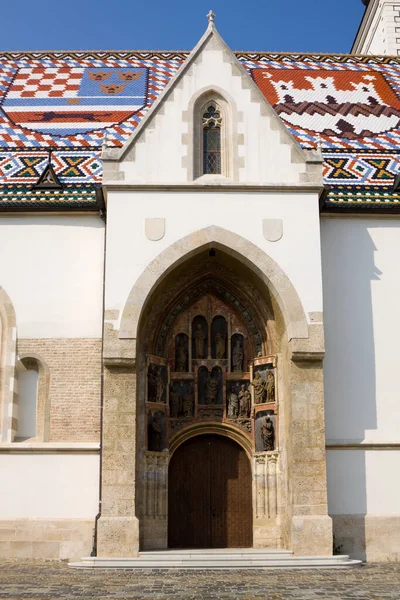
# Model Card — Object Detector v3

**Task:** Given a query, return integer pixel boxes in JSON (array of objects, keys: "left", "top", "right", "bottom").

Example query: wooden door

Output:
[{"left": 168, "top": 434, "right": 252, "bottom": 548}]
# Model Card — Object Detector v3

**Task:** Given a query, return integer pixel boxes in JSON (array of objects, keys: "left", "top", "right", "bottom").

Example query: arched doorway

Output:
[
  {"left": 137, "top": 247, "right": 280, "bottom": 551},
  {"left": 168, "top": 434, "right": 252, "bottom": 548}
]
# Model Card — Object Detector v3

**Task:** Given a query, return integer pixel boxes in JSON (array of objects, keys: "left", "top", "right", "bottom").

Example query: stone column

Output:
[
  {"left": 97, "top": 359, "right": 139, "bottom": 557},
  {"left": 288, "top": 324, "right": 333, "bottom": 556}
]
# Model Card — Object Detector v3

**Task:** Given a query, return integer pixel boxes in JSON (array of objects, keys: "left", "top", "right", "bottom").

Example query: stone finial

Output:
[{"left": 207, "top": 9, "right": 216, "bottom": 24}]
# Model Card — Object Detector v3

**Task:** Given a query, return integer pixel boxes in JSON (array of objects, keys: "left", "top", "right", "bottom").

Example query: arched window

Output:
[
  {"left": 202, "top": 104, "right": 222, "bottom": 175},
  {"left": 16, "top": 355, "right": 50, "bottom": 442}
]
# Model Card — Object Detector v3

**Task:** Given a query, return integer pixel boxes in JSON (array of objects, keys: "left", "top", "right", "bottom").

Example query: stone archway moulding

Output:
[
  {"left": 0, "top": 286, "right": 17, "bottom": 442},
  {"left": 119, "top": 226, "right": 309, "bottom": 344},
  {"left": 168, "top": 421, "right": 253, "bottom": 459}
]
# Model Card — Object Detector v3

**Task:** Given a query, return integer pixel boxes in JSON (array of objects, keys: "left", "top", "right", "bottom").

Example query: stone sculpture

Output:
[
  {"left": 261, "top": 416, "right": 275, "bottom": 451},
  {"left": 232, "top": 340, "right": 243, "bottom": 372},
  {"left": 238, "top": 384, "right": 251, "bottom": 418},
  {"left": 148, "top": 366, "right": 165, "bottom": 403},
  {"left": 194, "top": 323, "right": 206, "bottom": 358},
  {"left": 149, "top": 412, "right": 163, "bottom": 452},
  {"left": 176, "top": 337, "right": 187, "bottom": 372},
  {"left": 251, "top": 371, "right": 268, "bottom": 404},
  {"left": 169, "top": 385, "right": 182, "bottom": 418},
  {"left": 206, "top": 372, "right": 218, "bottom": 404},
  {"left": 215, "top": 332, "right": 226, "bottom": 359},
  {"left": 267, "top": 370, "right": 275, "bottom": 402},
  {"left": 183, "top": 393, "right": 193, "bottom": 418},
  {"left": 227, "top": 391, "right": 239, "bottom": 418}
]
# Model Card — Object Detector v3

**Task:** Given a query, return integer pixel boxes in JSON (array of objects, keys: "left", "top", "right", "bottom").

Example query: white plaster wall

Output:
[
  {"left": 0, "top": 215, "right": 104, "bottom": 338},
  {"left": 327, "top": 450, "right": 400, "bottom": 515},
  {"left": 0, "top": 453, "right": 99, "bottom": 518},
  {"left": 119, "top": 34, "right": 306, "bottom": 185},
  {"left": 105, "top": 190, "right": 323, "bottom": 322},
  {"left": 322, "top": 217, "right": 400, "bottom": 443}
]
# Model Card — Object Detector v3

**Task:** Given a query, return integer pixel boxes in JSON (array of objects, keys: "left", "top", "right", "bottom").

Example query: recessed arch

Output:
[
  {"left": 17, "top": 352, "right": 51, "bottom": 442},
  {"left": 186, "top": 85, "right": 240, "bottom": 181},
  {"left": 120, "top": 226, "right": 308, "bottom": 344}
]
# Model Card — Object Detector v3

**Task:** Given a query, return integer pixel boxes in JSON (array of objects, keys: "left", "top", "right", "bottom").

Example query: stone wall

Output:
[
  {"left": 17, "top": 339, "right": 101, "bottom": 442},
  {"left": 0, "top": 519, "right": 95, "bottom": 560}
]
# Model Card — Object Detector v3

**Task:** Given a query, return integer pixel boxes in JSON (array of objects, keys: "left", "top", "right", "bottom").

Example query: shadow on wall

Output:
[{"left": 322, "top": 221, "right": 381, "bottom": 561}]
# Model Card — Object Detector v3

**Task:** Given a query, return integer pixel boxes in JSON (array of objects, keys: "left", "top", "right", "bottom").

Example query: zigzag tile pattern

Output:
[{"left": 0, "top": 51, "right": 399, "bottom": 207}]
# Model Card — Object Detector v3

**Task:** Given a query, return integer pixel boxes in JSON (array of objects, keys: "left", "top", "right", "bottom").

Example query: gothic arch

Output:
[
  {"left": 186, "top": 85, "right": 239, "bottom": 181},
  {"left": 0, "top": 286, "right": 17, "bottom": 442},
  {"left": 168, "top": 421, "right": 253, "bottom": 459},
  {"left": 119, "top": 226, "right": 309, "bottom": 344}
]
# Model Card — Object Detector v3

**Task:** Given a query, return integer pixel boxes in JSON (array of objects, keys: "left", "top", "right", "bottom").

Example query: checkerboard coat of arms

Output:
[{"left": 1, "top": 67, "right": 148, "bottom": 135}]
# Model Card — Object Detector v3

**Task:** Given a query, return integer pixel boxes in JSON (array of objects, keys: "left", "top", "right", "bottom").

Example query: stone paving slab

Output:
[{"left": 0, "top": 561, "right": 399, "bottom": 600}]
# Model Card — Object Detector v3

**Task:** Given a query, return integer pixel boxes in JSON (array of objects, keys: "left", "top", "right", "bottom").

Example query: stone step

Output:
[{"left": 69, "top": 550, "right": 362, "bottom": 570}]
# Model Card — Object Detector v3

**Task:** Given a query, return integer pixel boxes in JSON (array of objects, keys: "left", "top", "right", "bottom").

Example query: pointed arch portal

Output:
[{"left": 98, "top": 227, "right": 332, "bottom": 559}]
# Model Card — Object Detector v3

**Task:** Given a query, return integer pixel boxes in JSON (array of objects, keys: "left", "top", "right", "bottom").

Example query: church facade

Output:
[{"left": 0, "top": 2, "right": 399, "bottom": 563}]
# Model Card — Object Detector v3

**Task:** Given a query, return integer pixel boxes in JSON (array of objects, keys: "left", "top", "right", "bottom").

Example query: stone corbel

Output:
[
  {"left": 103, "top": 357, "right": 136, "bottom": 369},
  {"left": 289, "top": 322, "right": 325, "bottom": 362},
  {"left": 103, "top": 326, "right": 137, "bottom": 369}
]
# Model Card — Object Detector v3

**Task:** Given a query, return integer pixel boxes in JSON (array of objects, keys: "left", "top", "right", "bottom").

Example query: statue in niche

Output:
[
  {"left": 176, "top": 337, "right": 187, "bottom": 372},
  {"left": 148, "top": 366, "right": 165, "bottom": 403},
  {"left": 206, "top": 372, "right": 218, "bottom": 404},
  {"left": 251, "top": 371, "right": 268, "bottom": 404},
  {"left": 227, "top": 391, "right": 239, "bottom": 418},
  {"left": 232, "top": 340, "right": 244, "bottom": 372},
  {"left": 194, "top": 323, "right": 206, "bottom": 359},
  {"left": 238, "top": 384, "right": 251, "bottom": 418},
  {"left": 267, "top": 370, "right": 275, "bottom": 402},
  {"left": 183, "top": 384, "right": 194, "bottom": 418},
  {"left": 261, "top": 416, "right": 275, "bottom": 451},
  {"left": 215, "top": 332, "right": 226, "bottom": 359},
  {"left": 170, "top": 384, "right": 182, "bottom": 418},
  {"left": 149, "top": 412, "right": 163, "bottom": 452}
]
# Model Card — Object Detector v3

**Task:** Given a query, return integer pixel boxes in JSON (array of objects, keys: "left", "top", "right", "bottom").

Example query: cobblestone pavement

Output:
[{"left": 0, "top": 561, "right": 399, "bottom": 600}]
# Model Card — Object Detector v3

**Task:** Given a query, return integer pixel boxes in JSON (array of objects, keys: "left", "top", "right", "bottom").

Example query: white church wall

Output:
[
  {"left": 326, "top": 449, "right": 400, "bottom": 515},
  {"left": 0, "top": 215, "right": 104, "bottom": 338},
  {"left": 322, "top": 216, "right": 400, "bottom": 557},
  {"left": 0, "top": 452, "right": 99, "bottom": 518},
  {"left": 105, "top": 190, "right": 324, "bottom": 322},
  {"left": 321, "top": 216, "right": 400, "bottom": 443}
]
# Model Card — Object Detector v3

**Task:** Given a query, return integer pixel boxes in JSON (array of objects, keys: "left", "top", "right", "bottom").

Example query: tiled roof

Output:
[{"left": 0, "top": 50, "right": 400, "bottom": 210}]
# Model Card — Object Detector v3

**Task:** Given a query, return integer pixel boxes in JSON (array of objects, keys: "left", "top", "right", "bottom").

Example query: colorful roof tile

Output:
[{"left": 0, "top": 50, "right": 400, "bottom": 210}]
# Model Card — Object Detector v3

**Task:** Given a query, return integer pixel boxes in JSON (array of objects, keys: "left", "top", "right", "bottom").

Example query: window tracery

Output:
[{"left": 202, "top": 104, "right": 222, "bottom": 175}]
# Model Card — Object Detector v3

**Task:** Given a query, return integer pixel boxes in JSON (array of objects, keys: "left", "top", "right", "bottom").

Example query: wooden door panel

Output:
[
  {"left": 168, "top": 436, "right": 211, "bottom": 548},
  {"left": 168, "top": 434, "right": 252, "bottom": 548}
]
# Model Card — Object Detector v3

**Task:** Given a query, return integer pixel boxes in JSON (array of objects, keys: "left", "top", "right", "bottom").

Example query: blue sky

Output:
[{"left": 1, "top": 0, "right": 365, "bottom": 54}]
